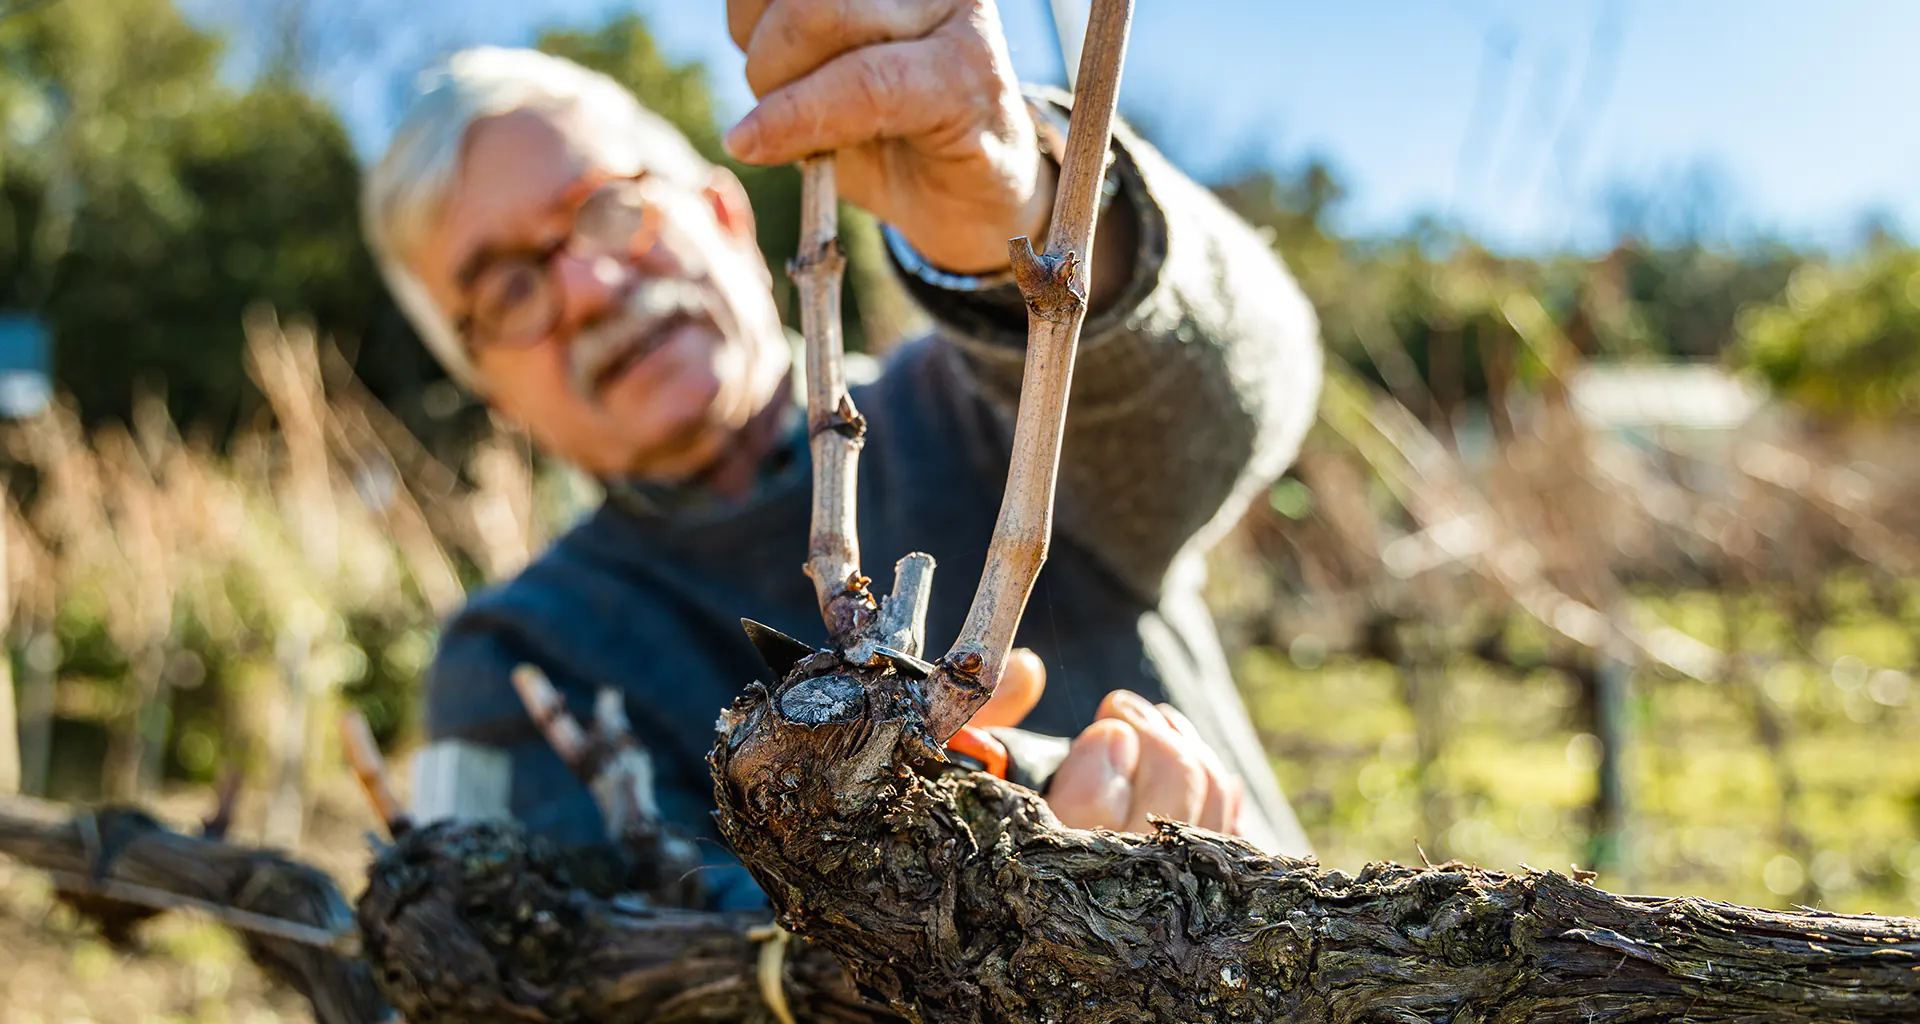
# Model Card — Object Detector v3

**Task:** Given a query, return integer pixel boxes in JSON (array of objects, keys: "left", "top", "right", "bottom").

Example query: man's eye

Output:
[{"left": 476, "top": 263, "right": 542, "bottom": 321}]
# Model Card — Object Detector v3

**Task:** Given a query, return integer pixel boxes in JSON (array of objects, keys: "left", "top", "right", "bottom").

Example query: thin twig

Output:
[
  {"left": 512, "top": 665, "right": 702, "bottom": 905},
  {"left": 748, "top": 923, "right": 801, "bottom": 1024},
  {"left": 793, "top": 156, "right": 874, "bottom": 644},
  {"left": 512, "top": 665, "right": 596, "bottom": 769},
  {"left": 512, "top": 665, "right": 661, "bottom": 832},
  {"left": 1318, "top": 365, "right": 1723, "bottom": 681},
  {"left": 338, "top": 710, "right": 408, "bottom": 837},
  {"left": 927, "top": 0, "right": 1135, "bottom": 741},
  {"left": 43, "top": 869, "right": 361, "bottom": 955},
  {"left": 200, "top": 762, "right": 245, "bottom": 840}
]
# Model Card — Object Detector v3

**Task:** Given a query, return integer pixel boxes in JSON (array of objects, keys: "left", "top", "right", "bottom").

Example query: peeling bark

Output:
[
  {"left": 355, "top": 819, "right": 895, "bottom": 1023},
  {"left": 714, "top": 751, "right": 1920, "bottom": 1024}
]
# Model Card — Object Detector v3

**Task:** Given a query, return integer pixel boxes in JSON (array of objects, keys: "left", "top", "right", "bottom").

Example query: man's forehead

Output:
[
  {"left": 423, "top": 109, "right": 601, "bottom": 292},
  {"left": 411, "top": 102, "right": 705, "bottom": 303},
  {"left": 490, "top": 101, "right": 695, "bottom": 182},
  {"left": 447, "top": 104, "right": 691, "bottom": 232},
  {"left": 463, "top": 107, "right": 604, "bottom": 191}
]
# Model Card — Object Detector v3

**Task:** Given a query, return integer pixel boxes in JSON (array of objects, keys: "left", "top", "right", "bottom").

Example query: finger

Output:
[
  {"left": 1044, "top": 719, "right": 1138, "bottom": 832},
  {"left": 1156, "top": 704, "right": 1222, "bottom": 772},
  {"left": 726, "top": 0, "right": 776, "bottom": 50},
  {"left": 744, "top": 0, "right": 958, "bottom": 99},
  {"left": 1191, "top": 760, "right": 1234, "bottom": 832},
  {"left": 1098, "top": 691, "right": 1206, "bottom": 834},
  {"left": 1223, "top": 775, "right": 1247, "bottom": 835},
  {"left": 1157, "top": 703, "right": 1236, "bottom": 832},
  {"left": 724, "top": 36, "right": 980, "bottom": 165},
  {"left": 967, "top": 647, "right": 1045, "bottom": 730}
]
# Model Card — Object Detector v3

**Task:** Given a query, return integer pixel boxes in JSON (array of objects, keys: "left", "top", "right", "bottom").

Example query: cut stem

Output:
[
  {"left": 338, "top": 710, "right": 407, "bottom": 837},
  {"left": 927, "top": 0, "right": 1135, "bottom": 742},
  {"left": 848, "top": 552, "right": 938, "bottom": 667},
  {"left": 510, "top": 665, "right": 665, "bottom": 835},
  {"left": 875, "top": 552, "right": 936, "bottom": 659},
  {"left": 793, "top": 156, "right": 872, "bottom": 644},
  {"left": 512, "top": 665, "right": 703, "bottom": 905}
]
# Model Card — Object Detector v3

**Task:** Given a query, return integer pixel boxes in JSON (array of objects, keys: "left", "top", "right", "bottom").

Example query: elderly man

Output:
[{"left": 363, "top": 0, "right": 1321, "bottom": 910}]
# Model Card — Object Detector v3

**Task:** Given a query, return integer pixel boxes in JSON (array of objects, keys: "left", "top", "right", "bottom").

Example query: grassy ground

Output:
[{"left": 1248, "top": 585, "right": 1920, "bottom": 916}]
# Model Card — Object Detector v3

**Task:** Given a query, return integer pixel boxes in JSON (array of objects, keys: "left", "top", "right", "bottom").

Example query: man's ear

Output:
[{"left": 704, "top": 165, "right": 758, "bottom": 246}]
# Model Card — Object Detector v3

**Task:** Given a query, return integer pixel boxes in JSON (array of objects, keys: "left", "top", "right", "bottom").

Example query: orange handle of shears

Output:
[{"left": 946, "top": 725, "right": 1010, "bottom": 779}]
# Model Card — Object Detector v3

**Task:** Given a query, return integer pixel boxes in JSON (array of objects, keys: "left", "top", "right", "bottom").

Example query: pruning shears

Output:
[
  {"left": 945, "top": 725, "right": 1011, "bottom": 779},
  {"left": 741, "top": 618, "right": 1066, "bottom": 786}
]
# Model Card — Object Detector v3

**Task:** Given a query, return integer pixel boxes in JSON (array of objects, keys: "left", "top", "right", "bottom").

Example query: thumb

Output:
[{"left": 965, "top": 648, "right": 1045, "bottom": 729}]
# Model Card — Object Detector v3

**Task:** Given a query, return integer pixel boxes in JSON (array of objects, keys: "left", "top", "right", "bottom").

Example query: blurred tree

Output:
[
  {"left": 1212, "top": 154, "right": 1818, "bottom": 439},
  {"left": 0, "top": 0, "right": 416, "bottom": 434},
  {"left": 1735, "top": 242, "right": 1920, "bottom": 420},
  {"left": 536, "top": 13, "right": 723, "bottom": 160},
  {"left": 1605, "top": 241, "right": 1803, "bottom": 360}
]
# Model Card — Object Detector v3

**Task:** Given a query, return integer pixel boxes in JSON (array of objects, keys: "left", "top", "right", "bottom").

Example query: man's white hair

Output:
[{"left": 362, "top": 46, "right": 710, "bottom": 389}]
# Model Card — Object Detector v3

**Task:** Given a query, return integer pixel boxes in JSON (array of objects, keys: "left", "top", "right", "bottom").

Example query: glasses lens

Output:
[
  {"left": 574, "top": 181, "right": 656, "bottom": 258},
  {"left": 470, "top": 260, "right": 554, "bottom": 348},
  {"left": 461, "top": 178, "right": 656, "bottom": 352}
]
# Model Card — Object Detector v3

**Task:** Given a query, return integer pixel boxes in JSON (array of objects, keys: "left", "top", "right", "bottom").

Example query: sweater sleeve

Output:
[{"left": 895, "top": 91, "right": 1323, "bottom": 599}]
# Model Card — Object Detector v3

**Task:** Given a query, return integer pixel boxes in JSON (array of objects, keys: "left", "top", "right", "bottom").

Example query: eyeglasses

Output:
[{"left": 457, "top": 176, "right": 664, "bottom": 351}]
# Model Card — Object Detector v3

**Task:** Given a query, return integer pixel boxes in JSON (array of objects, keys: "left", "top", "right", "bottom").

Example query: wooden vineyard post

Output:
[{"left": 264, "top": 625, "right": 312, "bottom": 848}]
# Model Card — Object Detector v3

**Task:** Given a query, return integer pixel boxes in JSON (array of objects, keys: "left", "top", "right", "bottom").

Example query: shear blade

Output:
[
  {"left": 741, "top": 618, "right": 824, "bottom": 679},
  {"left": 871, "top": 644, "right": 934, "bottom": 680}
]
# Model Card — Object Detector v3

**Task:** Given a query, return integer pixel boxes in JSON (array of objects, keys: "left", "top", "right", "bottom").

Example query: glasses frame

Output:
[{"left": 455, "top": 173, "right": 665, "bottom": 353}]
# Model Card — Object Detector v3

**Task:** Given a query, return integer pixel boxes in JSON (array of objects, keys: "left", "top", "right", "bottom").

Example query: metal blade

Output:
[
  {"left": 741, "top": 618, "right": 823, "bottom": 679},
  {"left": 870, "top": 644, "right": 935, "bottom": 680}
]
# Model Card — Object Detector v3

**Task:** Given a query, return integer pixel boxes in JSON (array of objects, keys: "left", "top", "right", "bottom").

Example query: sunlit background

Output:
[
  {"left": 198, "top": 0, "right": 1920, "bottom": 249},
  {"left": 2, "top": 1, "right": 1919, "bottom": 1019}
]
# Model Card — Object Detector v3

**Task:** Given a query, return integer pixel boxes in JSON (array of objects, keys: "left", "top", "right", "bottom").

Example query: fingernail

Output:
[
  {"left": 1109, "top": 690, "right": 1155, "bottom": 725},
  {"left": 1093, "top": 727, "right": 1138, "bottom": 825},
  {"left": 1105, "top": 730, "right": 1136, "bottom": 776},
  {"left": 723, "top": 119, "right": 757, "bottom": 161}
]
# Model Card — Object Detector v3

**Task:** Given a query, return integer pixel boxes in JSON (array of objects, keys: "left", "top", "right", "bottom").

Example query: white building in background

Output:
[
  {"left": 1568, "top": 362, "right": 1771, "bottom": 437},
  {"left": 1537, "top": 361, "right": 1790, "bottom": 504}
]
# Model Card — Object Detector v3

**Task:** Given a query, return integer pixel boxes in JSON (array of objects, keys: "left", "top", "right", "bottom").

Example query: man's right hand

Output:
[
  {"left": 968, "top": 650, "right": 1247, "bottom": 837},
  {"left": 722, "top": 0, "right": 1054, "bottom": 276}
]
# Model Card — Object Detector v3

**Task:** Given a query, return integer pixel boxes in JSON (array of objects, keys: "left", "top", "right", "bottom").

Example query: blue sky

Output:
[{"left": 275, "top": 0, "right": 1920, "bottom": 253}]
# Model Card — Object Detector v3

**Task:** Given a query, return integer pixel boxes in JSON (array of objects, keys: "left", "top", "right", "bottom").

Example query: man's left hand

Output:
[
  {"left": 964, "top": 650, "right": 1247, "bottom": 837},
  {"left": 723, "top": 0, "right": 1053, "bottom": 275}
]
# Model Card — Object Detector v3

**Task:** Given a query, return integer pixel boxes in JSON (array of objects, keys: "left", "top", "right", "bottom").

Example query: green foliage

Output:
[
  {"left": 1208, "top": 158, "right": 1920, "bottom": 425},
  {"left": 1242, "top": 584, "right": 1920, "bottom": 916},
  {"left": 0, "top": 0, "right": 413, "bottom": 434},
  {"left": 535, "top": 13, "right": 724, "bottom": 160},
  {"left": 1607, "top": 242, "right": 1802, "bottom": 359},
  {"left": 1734, "top": 245, "right": 1920, "bottom": 419},
  {"left": 52, "top": 84, "right": 383, "bottom": 430}
]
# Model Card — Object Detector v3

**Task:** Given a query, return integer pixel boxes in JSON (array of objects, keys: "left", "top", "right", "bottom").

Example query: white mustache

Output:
[{"left": 567, "top": 279, "right": 712, "bottom": 400}]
